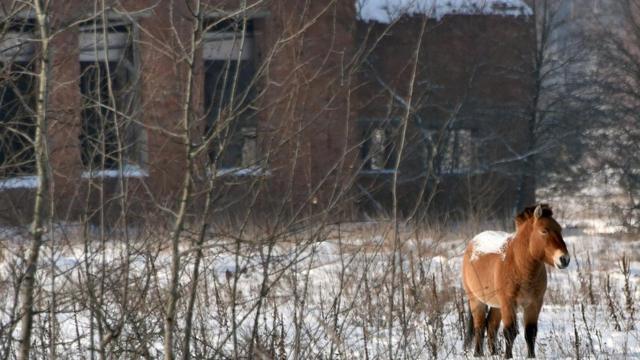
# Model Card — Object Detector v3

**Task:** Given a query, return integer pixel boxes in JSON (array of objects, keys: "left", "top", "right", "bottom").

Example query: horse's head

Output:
[{"left": 518, "top": 204, "right": 570, "bottom": 269}]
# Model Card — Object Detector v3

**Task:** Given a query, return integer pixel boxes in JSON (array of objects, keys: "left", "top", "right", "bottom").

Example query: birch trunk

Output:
[{"left": 18, "top": 1, "right": 50, "bottom": 359}]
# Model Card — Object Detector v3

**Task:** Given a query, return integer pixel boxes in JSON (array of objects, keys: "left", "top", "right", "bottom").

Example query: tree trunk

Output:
[
  {"left": 164, "top": 1, "right": 200, "bottom": 359},
  {"left": 19, "top": 1, "right": 50, "bottom": 359}
]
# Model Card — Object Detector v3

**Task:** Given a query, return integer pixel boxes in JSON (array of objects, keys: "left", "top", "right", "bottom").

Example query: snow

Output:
[
  {"left": 80, "top": 164, "right": 148, "bottom": 179},
  {"left": 538, "top": 172, "right": 633, "bottom": 235},
  {"left": 356, "top": 0, "right": 532, "bottom": 23},
  {"left": 214, "top": 165, "right": 271, "bottom": 177},
  {"left": 2, "top": 218, "right": 639, "bottom": 358},
  {"left": 0, "top": 175, "right": 39, "bottom": 190},
  {"left": 470, "top": 230, "right": 512, "bottom": 261}
]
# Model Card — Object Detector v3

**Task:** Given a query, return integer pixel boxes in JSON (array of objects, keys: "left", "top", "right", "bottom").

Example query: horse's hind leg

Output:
[
  {"left": 469, "top": 297, "right": 487, "bottom": 357},
  {"left": 486, "top": 307, "right": 501, "bottom": 355}
]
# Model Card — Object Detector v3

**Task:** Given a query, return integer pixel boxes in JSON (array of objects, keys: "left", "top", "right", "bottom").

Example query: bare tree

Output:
[
  {"left": 18, "top": 1, "right": 50, "bottom": 359},
  {"left": 589, "top": 0, "right": 640, "bottom": 230},
  {"left": 521, "top": 0, "right": 599, "bottom": 205}
]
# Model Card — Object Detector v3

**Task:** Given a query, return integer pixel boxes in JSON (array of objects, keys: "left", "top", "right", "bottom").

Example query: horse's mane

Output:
[{"left": 516, "top": 204, "right": 553, "bottom": 223}]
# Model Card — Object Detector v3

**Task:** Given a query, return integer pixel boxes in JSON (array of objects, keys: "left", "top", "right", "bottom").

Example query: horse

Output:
[{"left": 461, "top": 204, "right": 570, "bottom": 358}]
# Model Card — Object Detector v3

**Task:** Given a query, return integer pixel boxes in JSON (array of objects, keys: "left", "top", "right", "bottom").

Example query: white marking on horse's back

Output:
[{"left": 470, "top": 231, "right": 513, "bottom": 261}]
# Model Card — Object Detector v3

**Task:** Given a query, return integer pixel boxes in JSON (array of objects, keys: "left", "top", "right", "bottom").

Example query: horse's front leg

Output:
[
  {"left": 500, "top": 301, "right": 518, "bottom": 359},
  {"left": 524, "top": 301, "right": 543, "bottom": 358}
]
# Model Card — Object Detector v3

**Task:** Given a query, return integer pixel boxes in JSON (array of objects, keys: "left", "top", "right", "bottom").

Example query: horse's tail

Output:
[{"left": 464, "top": 303, "right": 474, "bottom": 350}]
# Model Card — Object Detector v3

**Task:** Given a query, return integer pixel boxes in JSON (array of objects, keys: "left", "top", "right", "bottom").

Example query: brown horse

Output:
[{"left": 462, "top": 204, "right": 570, "bottom": 358}]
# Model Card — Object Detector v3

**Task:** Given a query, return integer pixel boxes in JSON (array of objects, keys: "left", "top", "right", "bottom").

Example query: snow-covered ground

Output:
[
  {"left": 356, "top": 0, "right": 532, "bottom": 23},
  {"left": 0, "top": 214, "right": 638, "bottom": 358}
]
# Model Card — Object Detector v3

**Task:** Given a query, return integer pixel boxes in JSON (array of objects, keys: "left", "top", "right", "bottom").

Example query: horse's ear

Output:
[{"left": 534, "top": 205, "right": 543, "bottom": 219}]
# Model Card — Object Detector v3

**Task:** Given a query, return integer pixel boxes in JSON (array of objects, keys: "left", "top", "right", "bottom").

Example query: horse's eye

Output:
[{"left": 540, "top": 229, "right": 548, "bottom": 235}]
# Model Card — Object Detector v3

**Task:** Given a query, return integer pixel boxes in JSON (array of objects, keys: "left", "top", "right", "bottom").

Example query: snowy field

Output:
[{"left": 0, "top": 215, "right": 638, "bottom": 359}]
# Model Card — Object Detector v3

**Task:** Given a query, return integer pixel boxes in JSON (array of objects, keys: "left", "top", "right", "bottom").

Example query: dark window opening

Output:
[
  {"left": 0, "top": 22, "right": 36, "bottom": 179},
  {"left": 0, "top": 18, "right": 35, "bottom": 34},
  {"left": 203, "top": 19, "right": 257, "bottom": 170},
  {"left": 0, "top": 62, "right": 35, "bottom": 178},
  {"left": 203, "top": 18, "right": 255, "bottom": 34},
  {"left": 79, "top": 23, "right": 139, "bottom": 171},
  {"left": 80, "top": 62, "right": 123, "bottom": 169}
]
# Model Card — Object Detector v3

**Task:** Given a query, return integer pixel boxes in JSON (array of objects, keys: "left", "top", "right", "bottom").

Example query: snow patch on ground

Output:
[
  {"left": 0, "top": 175, "right": 39, "bottom": 190},
  {"left": 356, "top": 0, "right": 532, "bottom": 23},
  {"left": 470, "top": 230, "right": 512, "bottom": 261}
]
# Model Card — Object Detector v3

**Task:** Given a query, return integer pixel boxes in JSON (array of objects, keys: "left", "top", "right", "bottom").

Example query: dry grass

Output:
[{"left": 0, "top": 217, "right": 638, "bottom": 358}]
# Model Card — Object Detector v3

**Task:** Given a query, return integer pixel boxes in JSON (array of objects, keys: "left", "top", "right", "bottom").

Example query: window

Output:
[
  {"left": 360, "top": 120, "right": 396, "bottom": 173},
  {"left": 203, "top": 18, "right": 259, "bottom": 174},
  {"left": 78, "top": 20, "right": 145, "bottom": 176},
  {"left": 0, "top": 19, "right": 36, "bottom": 181},
  {"left": 423, "top": 128, "right": 474, "bottom": 175},
  {"left": 240, "top": 126, "right": 256, "bottom": 167}
]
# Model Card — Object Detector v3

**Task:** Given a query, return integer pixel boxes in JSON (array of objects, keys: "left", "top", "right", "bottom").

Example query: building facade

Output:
[{"left": 0, "top": 0, "right": 535, "bottom": 223}]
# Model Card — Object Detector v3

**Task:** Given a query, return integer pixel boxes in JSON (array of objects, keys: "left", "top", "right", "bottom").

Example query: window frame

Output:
[
  {"left": 0, "top": 17, "right": 37, "bottom": 187},
  {"left": 203, "top": 16, "right": 264, "bottom": 178},
  {"left": 78, "top": 19, "right": 147, "bottom": 179}
]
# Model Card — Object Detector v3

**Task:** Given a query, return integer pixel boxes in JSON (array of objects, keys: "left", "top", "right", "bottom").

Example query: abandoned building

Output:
[{"left": 0, "top": 0, "right": 535, "bottom": 222}]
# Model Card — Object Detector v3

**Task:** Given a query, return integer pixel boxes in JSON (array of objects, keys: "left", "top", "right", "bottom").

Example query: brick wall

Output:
[
  {"left": 0, "top": 0, "right": 534, "bottom": 223},
  {"left": 355, "top": 14, "right": 535, "bottom": 218}
]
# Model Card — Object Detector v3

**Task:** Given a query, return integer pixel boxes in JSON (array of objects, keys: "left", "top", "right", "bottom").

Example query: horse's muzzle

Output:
[{"left": 556, "top": 254, "right": 570, "bottom": 269}]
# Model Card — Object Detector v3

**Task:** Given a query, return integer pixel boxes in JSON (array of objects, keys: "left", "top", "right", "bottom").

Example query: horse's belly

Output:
[
  {"left": 471, "top": 285, "right": 501, "bottom": 308},
  {"left": 463, "top": 252, "right": 502, "bottom": 308},
  {"left": 477, "top": 294, "right": 501, "bottom": 308}
]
